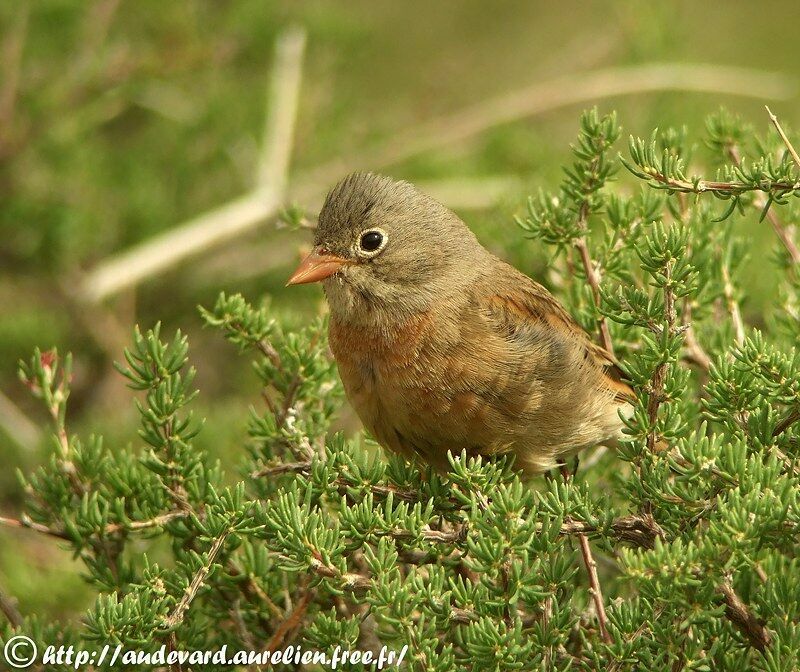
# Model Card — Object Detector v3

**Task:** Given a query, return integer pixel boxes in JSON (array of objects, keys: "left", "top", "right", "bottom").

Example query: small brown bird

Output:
[{"left": 287, "top": 172, "right": 634, "bottom": 475}]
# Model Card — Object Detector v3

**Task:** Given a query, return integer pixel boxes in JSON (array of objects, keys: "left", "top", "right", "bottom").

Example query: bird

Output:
[{"left": 287, "top": 172, "right": 634, "bottom": 475}]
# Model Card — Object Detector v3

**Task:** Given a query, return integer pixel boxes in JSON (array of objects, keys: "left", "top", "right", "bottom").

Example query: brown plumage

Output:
[{"left": 288, "top": 172, "right": 633, "bottom": 475}]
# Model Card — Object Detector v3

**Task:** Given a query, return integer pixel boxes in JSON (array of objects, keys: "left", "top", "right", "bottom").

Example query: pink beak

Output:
[{"left": 286, "top": 249, "right": 350, "bottom": 286}]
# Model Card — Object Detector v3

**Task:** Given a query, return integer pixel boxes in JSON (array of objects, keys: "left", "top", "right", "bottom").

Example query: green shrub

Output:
[{"left": 2, "top": 108, "right": 800, "bottom": 671}]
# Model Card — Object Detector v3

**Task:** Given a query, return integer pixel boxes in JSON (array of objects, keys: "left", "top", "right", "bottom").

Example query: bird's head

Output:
[{"left": 287, "top": 172, "right": 482, "bottom": 318}]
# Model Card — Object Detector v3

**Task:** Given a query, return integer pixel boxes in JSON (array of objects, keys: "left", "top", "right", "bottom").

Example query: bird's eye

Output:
[{"left": 359, "top": 230, "right": 384, "bottom": 253}]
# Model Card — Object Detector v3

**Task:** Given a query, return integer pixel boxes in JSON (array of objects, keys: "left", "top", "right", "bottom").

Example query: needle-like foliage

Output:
[{"left": 3, "top": 108, "right": 800, "bottom": 671}]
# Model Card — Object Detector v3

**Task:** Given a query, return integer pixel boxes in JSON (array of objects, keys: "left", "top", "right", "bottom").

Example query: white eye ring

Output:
[{"left": 356, "top": 227, "right": 388, "bottom": 258}]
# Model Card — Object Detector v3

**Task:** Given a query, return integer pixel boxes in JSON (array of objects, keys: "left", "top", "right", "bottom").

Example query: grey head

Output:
[{"left": 300, "top": 172, "right": 484, "bottom": 319}]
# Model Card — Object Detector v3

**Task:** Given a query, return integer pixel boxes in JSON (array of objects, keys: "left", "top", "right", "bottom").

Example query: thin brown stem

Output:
[
  {"left": 682, "top": 301, "right": 712, "bottom": 372},
  {"left": 309, "top": 553, "right": 372, "bottom": 592},
  {"left": 560, "top": 465, "right": 612, "bottom": 644},
  {"left": 1, "top": 510, "right": 190, "bottom": 540},
  {"left": 164, "top": 531, "right": 231, "bottom": 629},
  {"left": 0, "top": 587, "right": 23, "bottom": 628},
  {"left": 562, "top": 514, "right": 665, "bottom": 549},
  {"left": 159, "top": 419, "right": 192, "bottom": 514},
  {"left": 226, "top": 560, "right": 284, "bottom": 621},
  {"left": 575, "top": 235, "right": 615, "bottom": 356},
  {"left": 675, "top": 207, "right": 711, "bottom": 373},
  {"left": 646, "top": 264, "right": 677, "bottom": 452},
  {"left": 578, "top": 531, "right": 613, "bottom": 643},
  {"left": 644, "top": 170, "right": 799, "bottom": 197},
  {"left": 253, "top": 461, "right": 422, "bottom": 502},
  {"left": 646, "top": 366, "right": 668, "bottom": 453},
  {"left": 766, "top": 105, "right": 800, "bottom": 171},
  {"left": 773, "top": 409, "right": 800, "bottom": 438},
  {"left": 37, "top": 360, "right": 89, "bottom": 499},
  {"left": 573, "top": 192, "right": 614, "bottom": 356},
  {"left": 277, "top": 374, "right": 303, "bottom": 429},
  {"left": 252, "top": 460, "right": 310, "bottom": 479},
  {"left": 718, "top": 579, "right": 772, "bottom": 651},
  {"left": 720, "top": 256, "right": 746, "bottom": 345},
  {"left": 230, "top": 599, "right": 262, "bottom": 672},
  {"left": 264, "top": 580, "right": 314, "bottom": 652},
  {"left": 104, "top": 511, "right": 188, "bottom": 534},
  {"left": 727, "top": 144, "right": 800, "bottom": 265},
  {"left": 765, "top": 205, "right": 800, "bottom": 265},
  {"left": 0, "top": 514, "right": 70, "bottom": 540},
  {"left": 255, "top": 338, "right": 282, "bottom": 369}
]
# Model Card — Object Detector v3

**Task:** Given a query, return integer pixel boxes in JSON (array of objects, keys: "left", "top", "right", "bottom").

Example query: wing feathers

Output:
[{"left": 478, "top": 260, "right": 635, "bottom": 404}]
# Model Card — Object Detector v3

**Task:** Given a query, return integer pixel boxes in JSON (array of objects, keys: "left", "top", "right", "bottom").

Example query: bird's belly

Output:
[
  {"left": 341, "top": 356, "right": 627, "bottom": 474},
  {"left": 337, "top": 356, "right": 447, "bottom": 463},
  {"left": 329, "top": 315, "right": 627, "bottom": 474},
  {"left": 337, "top": 351, "right": 524, "bottom": 471}
]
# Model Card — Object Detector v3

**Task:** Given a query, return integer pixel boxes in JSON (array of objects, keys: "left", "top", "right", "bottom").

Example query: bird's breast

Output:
[
  {"left": 328, "top": 310, "right": 435, "bottom": 397},
  {"left": 328, "top": 310, "right": 450, "bottom": 454}
]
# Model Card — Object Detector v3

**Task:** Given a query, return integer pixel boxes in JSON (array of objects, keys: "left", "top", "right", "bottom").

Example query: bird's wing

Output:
[{"left": 475, "top": 261, "right": 635, "bottom": 405}]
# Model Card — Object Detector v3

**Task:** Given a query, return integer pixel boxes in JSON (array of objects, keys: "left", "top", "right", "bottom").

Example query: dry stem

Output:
[
  {"left": 682, "top": 302, "right": 712, "bottom": 372},
  {"left": 578, "top": 531, "right": 613, "bottom": 643},
  {"left": 164, "top": 531, "right": 231, "bottom": 629},
  {"left": 0, "top": 587, "right": 23, "bottom": 628},
  {"left": 560, "top": 465, "right": 612, "bottom": 644},
  {"left": 81, "top": 26, "right": 306, "bottom": 303},
  {"left": 719, "top": 579, "right": 772, "bottom": 651},
  {"left": 675, "top": 201, "right": 711, "bottom": 373},
  {"left": 103, "top": 511, "right": 187, "bottom": 534},
  {"left": 720, "top": 255, "right": 746, "bottom": 345},
  {"left": 258, "top": 27, "right": 306, "bottom": 193},
  {"left": 575, "top": 234, "right": 615, "bottom": 356},
  {"left": 264, "top": 581, "right": 314, "bottom": 652},
  {"left": 0, "top": 514, "right": 70, "bottom": 539},
  {"left": 0, "top": 509, "right": 191, "bottom": 541},
  {"left": 727, "top": 143, "right": 800, "bottom": 266},
  {"left": 646, "top": 263, "right": 677, "bottom": 451},
  {"left": 766, "top": 105, "right": 800, "bottom": 171},
  {"left": 230, "top": 599, "right": 263, "bottom": 672}
]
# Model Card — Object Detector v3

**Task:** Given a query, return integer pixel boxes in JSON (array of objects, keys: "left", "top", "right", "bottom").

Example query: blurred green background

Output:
[{"left": 1, "top": 0, "right": 798, "bottom": 623}]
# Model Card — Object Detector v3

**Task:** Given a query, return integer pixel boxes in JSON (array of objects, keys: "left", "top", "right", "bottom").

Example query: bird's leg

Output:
[{"left": 557, "top": 457, "right": 580, "bottom": 480}]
